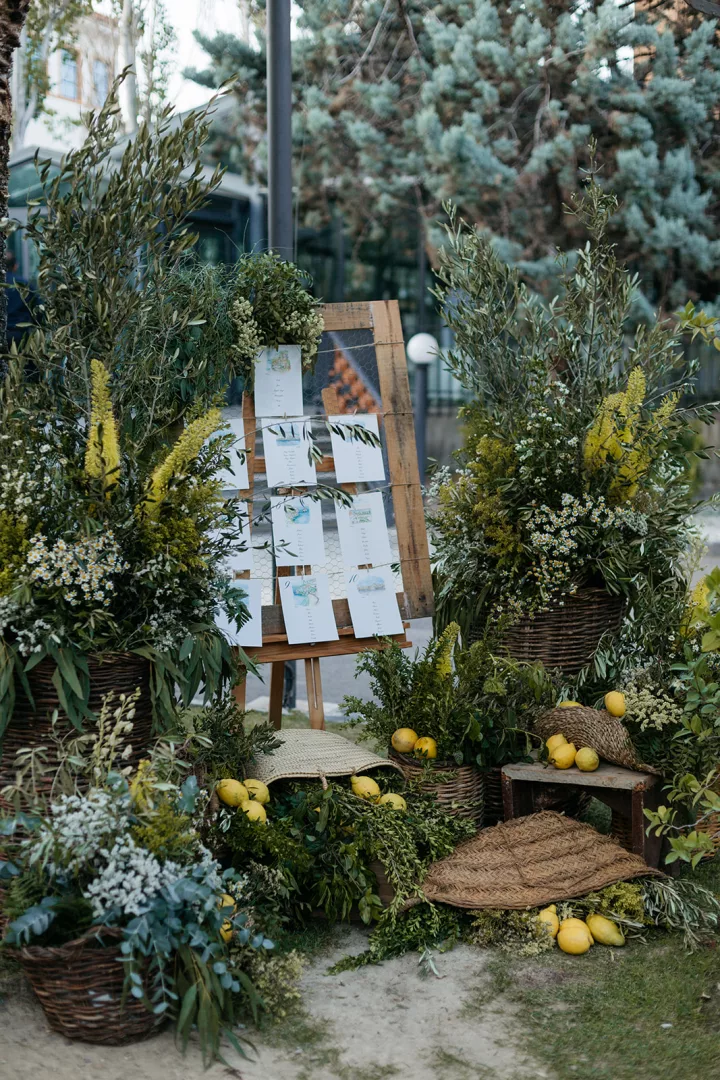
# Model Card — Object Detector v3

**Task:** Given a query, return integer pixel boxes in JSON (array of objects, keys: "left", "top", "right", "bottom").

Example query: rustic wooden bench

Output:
[{"left": 501, "top": 758, "right": 665, "bottom": 868}]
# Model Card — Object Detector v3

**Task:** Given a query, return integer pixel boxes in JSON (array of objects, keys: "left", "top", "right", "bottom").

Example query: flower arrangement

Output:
[
  {"left": 0, "top": 694, "right": 277, "bottom": 1064},
  {"left": 428, "top": 160, "right": 712, "bottom": 650},
  {"left": 342, "top": 625, "right": 555, "bottom": 766},
  {"left": 229, "top": 251, "right": 325, "bottom": 377},
  {"left": 0, "top": 358, "right": 250, "bottom": 733}
]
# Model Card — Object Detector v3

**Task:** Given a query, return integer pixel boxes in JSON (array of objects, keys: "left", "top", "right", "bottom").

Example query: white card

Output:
[
  {"left": 271, "top": 495, "right": 326, "bottom": 567},
  {"left": 279, "top": 573, "right": 339, "bottom": 645},
  {"left": 217, "top": 417, "right": 249, "bottom": 491},
  {"left": 213, "top": 502, "right": 254, "bottom": 574},
  {"left": 328, "top": 414, "right": 384, "bottom": 483},
  {"left": 262, "top": 417, "right": 317, "bottom": 488},
  {"left": 346, "top": 567, "right": 404, "bottom": 638},
  {"left": 216, "top": 579, "right": 263, "bottom": 647},
  {"left": 335, "top": 492, "right": 393, "bottom": 568},
  {"left": 253, "top": 345, "right": 304, "bottom": 418}
]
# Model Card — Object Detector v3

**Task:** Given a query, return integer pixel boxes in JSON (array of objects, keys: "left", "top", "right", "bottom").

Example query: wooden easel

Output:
[{"left": 232, "top": 300, "right": 434, "bottom": 730}]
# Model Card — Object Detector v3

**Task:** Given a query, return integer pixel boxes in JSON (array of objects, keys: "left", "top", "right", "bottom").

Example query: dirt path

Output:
[{"left": 0, "top": 929, "right": 548, "bottom": 1080}]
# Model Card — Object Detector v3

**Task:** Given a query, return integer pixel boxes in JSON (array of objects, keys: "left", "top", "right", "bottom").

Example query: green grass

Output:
[{"left": 480, "top": 929, "right": 720, "bottom": 1080}]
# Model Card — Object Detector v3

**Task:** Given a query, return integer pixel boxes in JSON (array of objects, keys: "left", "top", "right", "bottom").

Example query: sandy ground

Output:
[{"left": 0, "top": 928, "right": 547, "bottom": 1080}]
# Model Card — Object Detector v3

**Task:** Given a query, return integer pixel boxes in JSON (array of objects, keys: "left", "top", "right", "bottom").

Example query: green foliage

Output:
[
  {"left": 189, "top": 698, "right": 283, "bottom": 781},
  {"left": 191, "top": 2, "right": 720, "bottom": 313},
  {"left": 330, "top": 902, "right": 463, "bottom": 973},
  {"left": 466, "top": 908, "right": 555, "bottom": 957},
  {"left": 429, "top": 171, "right": 710, "bottom": 642},
  {"left": 342, "top": 631, "right": 554, "bottom": 764}
]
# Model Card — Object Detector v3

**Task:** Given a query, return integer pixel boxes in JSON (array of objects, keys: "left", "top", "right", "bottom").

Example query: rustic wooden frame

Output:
[{"left": 232, "top": 300, "right": 434, "bottom": 730}]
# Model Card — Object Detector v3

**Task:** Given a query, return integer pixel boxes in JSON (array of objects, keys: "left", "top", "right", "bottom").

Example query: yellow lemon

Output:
[
  {"left": 604, "top": 691, "right": 626, "bottom": 718},
  {"left": 558, "top": 700, "right": 582, "bottom": 708},
  {"left": 559, "top": 918, "right": 594, "bottom": 945},
  {"left": 546, "top": 733, "right": 567, "bottom": 755},
  {"left": 413, "top": 736, "right": 438, "bottom": 760},
  {"left": 220, "top": 919, "right": 233, "bottom": 943},
  {"left": 216, "top": 779, "right": 249, "bottom": 807},
  {"left": 241, "top": 799, "right": 267, "bottom": 823},
  {"left": 243, "top": 779, "right": 270, "bottom": 805},
  {"left": 218, "top": 892, "right": 235, "bottom": 912},
  {"left": 575, "top": 747, "right": 600, "bottom": 772},
  {"left": 379, "top": 793, "right": 407, "bottom": 811},
  {"left": 550, "top": 742, "right": 577, "bottom": 769},
  {"left": 538, "top": 907, "right": 560, "bottom": 939},
  {"left": 586, "top": 914, "right": 625, "bottom": 947},
  {"left": 351, "top": 775, "right": 381, "bottom": 800},
  {"left": 391, "top": 728, "right": 419, "bottom": 754},
  {"left": 557, "top": 924, "right": 592, "bottom": 955}
]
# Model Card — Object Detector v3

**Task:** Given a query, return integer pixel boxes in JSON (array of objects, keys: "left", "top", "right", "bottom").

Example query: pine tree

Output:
[{"left": 189, "top": 0, "right": 720, "bottom": 311}]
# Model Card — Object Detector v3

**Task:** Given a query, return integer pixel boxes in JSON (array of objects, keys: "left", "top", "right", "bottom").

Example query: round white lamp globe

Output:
[{"left": 406, "top": 332, "right": 438, "bottom": 366}]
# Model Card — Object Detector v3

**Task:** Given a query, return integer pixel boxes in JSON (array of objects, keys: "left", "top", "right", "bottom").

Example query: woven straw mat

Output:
[
  {"left": 421, "top": 811, "right": 660, "bottom": 910},
  {"left": 534, "top": 706, "right": 660, "bottom": 775},
  {"left": 250, "top": 728, "right": 401, "bottom": 785}
]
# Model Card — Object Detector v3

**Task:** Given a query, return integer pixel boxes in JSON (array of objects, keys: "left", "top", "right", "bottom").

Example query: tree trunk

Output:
[
  {"left": 0, "top": 0, "right": 31, "bottom": 348},
  {"left": 118, "top": 0, "right": 138, "bottom": 134}
]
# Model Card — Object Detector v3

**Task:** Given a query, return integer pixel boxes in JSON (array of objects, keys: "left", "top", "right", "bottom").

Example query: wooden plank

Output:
[
  {"left": 305, "top": 657, "right": 325, "bottom": 730},
  {"left": 371, "top": 300, "right": 434, "bottom": 619},
  {"left": 501, "top": 760, "right": 659, "bottom": 791},
  {"left": 320, "top": 301, "right": 374, "bottom": 332},
  {"left": 244, "top": 633, "right": 412, "bottom": 664}
]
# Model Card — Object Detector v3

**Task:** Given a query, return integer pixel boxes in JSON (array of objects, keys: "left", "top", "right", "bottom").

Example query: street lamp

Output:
[{"left": 406, "top": 332, "right": 437, "bottom": 482}]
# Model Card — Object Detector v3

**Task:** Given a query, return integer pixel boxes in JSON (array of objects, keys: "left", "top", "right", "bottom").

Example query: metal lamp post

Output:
[{"left": 406, "top": 332, "right": 437, "bottom": 483}]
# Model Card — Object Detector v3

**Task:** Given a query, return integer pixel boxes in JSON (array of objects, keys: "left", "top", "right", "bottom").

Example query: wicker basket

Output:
[
  {"left": 0, "top": 653, "right": 154, "bottom": 795},
  {"left": 501, "top": 587, "right": 626, "bottom": 675},
  {"left": 481, "top": 766, "right": 504, "bottom": 826},
  {"left": 19, "top": 926, "right": 162, "bottom": 1044},
  {"left": 695, "top": 768, "right": 720, "bottom": 854},
  {"left": 388, "top": 748, "right": 484, "bottom": 826}
]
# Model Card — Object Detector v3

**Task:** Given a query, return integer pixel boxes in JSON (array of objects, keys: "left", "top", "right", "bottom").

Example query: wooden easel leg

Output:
[
  {"left": 232, "top": 679, "right": 247, "bottom": 711},
  {"left": 269, "top": 662, "right": 285, "bottom": 730},
  {"left": 305, "top": 657, "right": 325, "bottom": 730}
]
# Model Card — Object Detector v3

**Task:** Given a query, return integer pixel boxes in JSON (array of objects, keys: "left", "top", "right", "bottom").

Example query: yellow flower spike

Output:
[
  {"left": 85, "top": 359, "right": 120, "bottom": 496},
  {"left": 434, "top": 622, "right": 460, "bottom": 677},
  {"left": 142, "top": 408, "right": 223, "bottom": 519}
]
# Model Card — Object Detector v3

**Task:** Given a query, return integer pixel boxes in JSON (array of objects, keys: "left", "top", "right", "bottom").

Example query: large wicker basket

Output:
[
  {"left": 388, "top": 749, "right": 484, "bottom": 826},
  {"left": 481, "top": 766, "right": 504, "bottom": 826},
  {"left": 501, "top": 587, "right": 625, "bottom": 675},
  {"left": 19, "top": 926, "right": 162, "bottom": 1044},
  {"left": 0, "top": 652, "right": 154, "bottom": 795}
]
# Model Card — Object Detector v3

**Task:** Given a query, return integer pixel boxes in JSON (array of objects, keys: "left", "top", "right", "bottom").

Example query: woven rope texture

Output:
[
  {"left": 250, "top": 728, "right": 401, "bottom": 784},
  {"left": 534, "top": 706, "right": 659, "bottom": 774},
  {"left": 421, "top": 810, "right": 660, "bottom": 909},
  {"left": 20, "top": 927, "right": 162, "bottom": 1044},
  {"left": 388, "top": 749, "right": 484, "bottom": 825}
]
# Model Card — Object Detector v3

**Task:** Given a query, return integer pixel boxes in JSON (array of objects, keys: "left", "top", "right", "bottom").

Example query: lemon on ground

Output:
[
  {"left": 351, "top": 775, "right": 381, "bottom": 800},
  {"left": 575, "top": 747, "right": 600, "bottom": 772},
  {"left": 558, "top": 700, "right": 582, "bottom": 708},
  {"left": 413, "top": 736, "right": 438, "bottom": 760},
  {"left": 538, "top": 907, "right": 560, "bottom": 939},
  {"left": 550, "top": 742, "right": 577, "bottom": 769},
  {"left": 220, "top": 919, "right": 233, "bottom": 943},
  {"left": 604, "top": 691, "right": 626, "bottom": 718},
  {"left": 559, "top": 918, "right": 594, "bottom": 945},
  {"left": 379, "top": 793, "right": 407, "bottom": 810},
  {"left": 216, "top": 778, "right": 249, "bottom": 807},
  {"left": 557, "top": 924, "right": 592, "bottom": 955},
  {"left": 243, "top": 779, "right": 270, "bottom": 805},
  {"left": 241, "top": 799, "right": 267, "bottom": 823},
  {"left": 391, "top": 728, "right": 419, "bottom": 754},
  {"left": 586, "top": 914, "right": 625, "bottom": 946},
  {"left": 546, "top": 733, "right": 567, "bottom": 755}
]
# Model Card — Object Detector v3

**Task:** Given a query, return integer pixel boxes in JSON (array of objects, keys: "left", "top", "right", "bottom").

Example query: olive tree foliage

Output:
[
  {"left": 12, "top": 83, "right": 234, "bottom": 452},
  {"left": 189, "top": 0, "right": 720, "bottom": 311}
]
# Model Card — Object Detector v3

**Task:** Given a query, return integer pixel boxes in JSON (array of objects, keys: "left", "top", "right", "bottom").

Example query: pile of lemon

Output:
[
  {"left": 216, "top": 777, "right": 271, "bottom": 822},
  {"left": 350, "top": 774, "right": 407, "bottom": 810},
  {"left": 547, "top": 692, "right": 626, "bottom": 773},
  {"left": 390, "top": 727, "right": 438, "bottom": 760},
  {"left": 538, "top": 904, "right": 625, "bottom": 954}
]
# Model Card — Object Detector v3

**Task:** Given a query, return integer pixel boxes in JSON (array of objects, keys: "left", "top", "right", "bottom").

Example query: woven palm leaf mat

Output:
[
  {"left": 421, "top": 811, "right": 661, "bottom": 910},
  {"left": 534, "top": 706, "right": 660, "bottom": 774},
  {"left": 250, "top": 728, "right": 401, "bottom": 785}
]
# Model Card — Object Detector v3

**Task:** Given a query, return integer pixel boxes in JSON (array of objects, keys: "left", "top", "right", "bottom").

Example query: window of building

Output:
[
  {"left": 93, "top": 60, "right": 109, "bottom": 106},
  {"left": 59, "top": 49, "right": 79, "bottom": 100}
]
